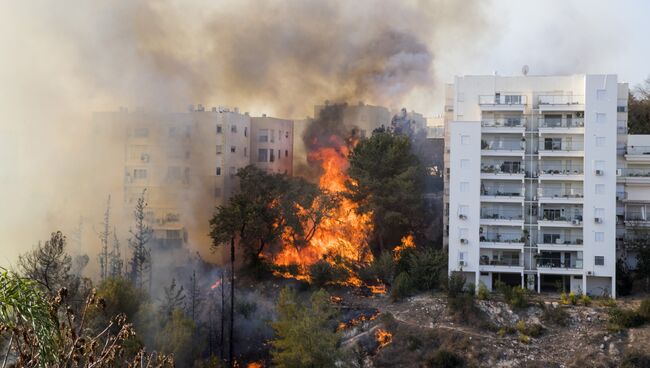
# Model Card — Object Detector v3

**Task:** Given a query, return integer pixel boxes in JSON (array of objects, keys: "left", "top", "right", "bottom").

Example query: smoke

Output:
[{"left": 0, "top": 0, "right": 490, "bottom": 267}]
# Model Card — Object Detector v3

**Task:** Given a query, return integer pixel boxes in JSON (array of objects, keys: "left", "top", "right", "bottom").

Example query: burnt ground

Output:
[{"left": 332, "top": 290, "right": 650, "bottom": 367}]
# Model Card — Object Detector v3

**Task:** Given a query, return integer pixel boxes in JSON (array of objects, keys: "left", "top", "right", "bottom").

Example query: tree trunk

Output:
[
  {"left": 220, "top": 270, "right": 225, "bottom": 360},
  {"left": 229, "top": 236, "right": 235, "bottom": 368}
]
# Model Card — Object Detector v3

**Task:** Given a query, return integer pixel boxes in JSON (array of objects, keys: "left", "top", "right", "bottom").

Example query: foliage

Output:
[
  {"left": 160, "top": 278, "right": 186, "bottom": 318},
  {"left": 236, "top": 300, "right": 258, "bottom": 319},
  {"left": 617, "top": 258, "right": 634, "bottom": 296},
  {"left": 477, "top": 282, "right": 489, "bottom": 300},
  {"left": 156, "top": 308, "right": 196, "bottom": 367},
  {"left": 638, "top": 298, "right": 650, "bottom": 321},
  {"left": 346, "top": 131, "right": 430, "bottom": 252},
  {"left": 426, "top": 349, "right": 464, "bottom": 368},
  {"left": 391, "top": 272, "right": 413, "bottom": 300},
  {"left": 518, "top": 334, "right": 530, "bottom": 344},
  {"left": 621, "top": 349, "right": 650, "bottom": 368},
  {"left": 495, "top": 281, "right": 529, "bottom": 308},
  {"left": 628, "top": 77, "right": 650, "bottom": 134},
  {"left": 359, "top": 251, "right": 395, "bottom": 286},
  {"left": 404, "top": 247, "right": 446, "bottom": 292},
  {"left": 446, "top": 273, "right": 481, "bottom": 325},
  {"left": 128, "top": 190, "right": 153, "bottom": 290},
  {"left": 580, "top": 294, "right": 592, "bottom": 306},
  {"left": 271, "top": 288, "right": 339, "bottom": 368},
  {"left": 94, "top": 276, "right": 147, "bottom": 324},
  {"left": 607, "top": 307, "right": 645, "bottom": 332},
  {"left": 18, "top": 231, "right": 73, "bottom": 294},
  {"left": 308, "top": 259, "right": 349, "bottom": 288},
  {"left": 516, "top": 320, "right": 543, "bottom": 338},
  {"left": 541, "top": 305, "right": 569, "bottom": 326}
]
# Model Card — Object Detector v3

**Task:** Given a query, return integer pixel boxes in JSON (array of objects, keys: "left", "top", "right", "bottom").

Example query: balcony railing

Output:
[
  {"left": 539, "top": 141, "right": 584, "bottom": 152},
  {"left": 480, "top": 209, "right": 523, "bottom": 220},
  {"left": 539, "top": 117, "right": 584, "bottom": 128},
  {"left": 480, "top": 256, "right": 523, "bottom": 267},
  {"left": 538, "top": 167, "right": 584, "bottom": 176},
  {"left": 481, "top": 187, "right": 523, "bottom": 197},
  {"left": 482, "top": 140, "right": 524, "bottom": 151},
  {"left": 479, "top": 94, "right": 527, "bottom": 105},
  {"left": 538, "top": 234, "right": 583, "bottom": 245},
  {"left": 538, "top": 95, "right": 584, "bottom": 105},
  {"left": 626, "top": 145, "right": 650, "bottom": 155},
  {"left": 480, "top": 232, "right": 525, "bottom": 243},
  {"left": 620, "top": 168, "right": 650, "bottom": 177},
  {"left": 538, "top": 188, "right": 584, "bottom": 199},
  {"left": 537, "top": 258, "right": 583, "bottom": 269},
  {"left": 481, "top": 117, "right": 526, "bottom": 128},
  {"left": 539, "top": 214, "right": 583, "bottom": 222}
]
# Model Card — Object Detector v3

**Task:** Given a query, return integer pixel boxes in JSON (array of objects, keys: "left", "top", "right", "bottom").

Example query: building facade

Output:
[{"left": 445, "top": 74, "right": 625, "bottom": 298}]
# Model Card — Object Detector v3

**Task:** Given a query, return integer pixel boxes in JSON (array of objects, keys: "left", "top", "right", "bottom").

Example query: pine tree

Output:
[
  {"left": 129, "top": 189, "right": 152, "bottom": 291},
  {"left": 98, "top": 195, "right": 111, "bottom": 281},
  {"left": 108, "top": 226, "right": 124, "bottom": 277}
]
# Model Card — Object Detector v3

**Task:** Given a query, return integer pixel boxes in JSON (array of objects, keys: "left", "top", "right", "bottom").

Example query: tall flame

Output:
[{"left": 273, "top": 136, "right": 373, "bottom": 282}]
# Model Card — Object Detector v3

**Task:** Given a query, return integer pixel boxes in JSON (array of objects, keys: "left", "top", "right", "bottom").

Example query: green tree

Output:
[
  {"left": 271, "top": 288, "right": 339, "bottom": 368},
  {"left": 129, "top": 189, "right": 152, "bottom": 291},
  {"left": 625, "top": 228, "right": 650, "bottom": 290},
  {"left": 94, "top": 276, "right": 147, "bottom": 324},
  {"left": 346, "top": 131, "right": 429, "bottom": 253},
  {"left": 628, "top": 77, "right": 650, "bottom": 134},
  {"left": 160, "top": 278, "right": 186, "bottom": 318},
  {"left": 155, "top": 308, "right": 196, "bottom": 367}
]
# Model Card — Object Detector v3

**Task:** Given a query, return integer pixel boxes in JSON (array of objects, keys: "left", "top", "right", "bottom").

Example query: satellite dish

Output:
[{"left": 522, "top": 65, "right": 529, "bottom": 76}]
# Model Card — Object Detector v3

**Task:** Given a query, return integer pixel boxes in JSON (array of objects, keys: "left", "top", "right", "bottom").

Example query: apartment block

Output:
[
  {"left": 445, "top": 74, "right": 624, "bottom": 298},
  {"left": 94, "top": 105, "right": 293, "bottom": 253}
]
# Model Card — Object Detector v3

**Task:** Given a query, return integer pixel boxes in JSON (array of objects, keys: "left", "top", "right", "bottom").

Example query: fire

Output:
[
  {"left": 273, "top": 136, "right": 374, "bottom": 283},
  {"left": 375, "top": 329, "right": 393, "bottom": 349},
  {"left": 210, "top": 278, "right": 222, "bottom": 290},
  {"left": 392, "top": 234, "right": 415, "bottom": 260},
  {"left": 246, "top": 362, "right": 263, "bottom": 368}
]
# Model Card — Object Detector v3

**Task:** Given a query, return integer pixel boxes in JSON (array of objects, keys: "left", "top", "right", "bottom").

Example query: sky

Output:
[{"left": 0, "top": 0, "right": 649, "bottom": 266}]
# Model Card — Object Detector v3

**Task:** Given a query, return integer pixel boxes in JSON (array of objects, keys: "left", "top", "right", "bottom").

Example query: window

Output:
[
  {"left": 166, "top": 166, "right": 182, "bottom": 181},
  {"left": 216, "top": 125, "right": 222, "bottom": 134},
  {"left": 460, "top": 159, "right": 470, "bottom": 169},
  {"left": 460, "top": 182, "right": 469, "bottom": 193},
  {"left": 461, "top": 135, "right": 470, "bottom": 145},
  {"left": 279, "top": 130, "right": 282, "bottom": 141},
  {"left": 544, "top": 138, "right": 562, "bottom": 151},
  {"left": 595, "top": 256, "right": 605, "bottom": 266},
  {"left": 617, "top": 106, "right": 627, "bottom": 112},
  {"left": 459, "top": 252, "right": 465, "bottom": 261},
  {"left": 231, "top": 125, "right": 237, "bottom": 133},
  {"left": 269, "top": 149, "right": 275, "bottom": 162},
  {"left": 595, "top": 137, "right": 605, "bottom": 147},
  {"left": 216, "top": 145, "right": 222, "bottom": 155},
  {"left": 258, "top": 129, "right": 269, "bottom": 142},
  {"left": 134, "top": 169, "right": 147, "bottom": 179},
  {"left": 244, "top": 127, "right": 248, "bottom": 137},
  {"left": 244, "top": 147, "right": 248, "bottom": 157},
  {"left": 278, "top": 150, "right": 281, "bottom": 160},
  {"left": 270, "top": 129, "right": 275, "bottom": 143},
  {"left": 258, "top": 149, "right": 268, "bottom": 162},
  {"left": 596, "top": 113, "right": 606, "bottom": 123},
  {"left": 285, "top": 150, "right": 288, "bottom": 157},
  {"left": 285, "top": 131, "right": 289, "bottom": 139},
  {"left": 597, "top": 89, "right": 606, "bottom": 100},
  {"left": 595, "top": 232, "right": 604, "bottom": 242},
  {"left": 480, "top": 272, "right": 489, "bottom": 276},
  {"left": 595, "top": 184, "right": 605, "bottom": 195},
  {"left": 595, "top": 208, "right": 604, "bottom": 218},
  {"left": 543, "top": 233, "right": 561, "bottom": 244},
  {"left": 230, "top": 146, "right": 236, "bottom": 153},
  {"left": 216, "top": 167, "right": 221, "bottom": 176},
  {"left": 134, "top": 127, "right": 149, "bottom": 138}
]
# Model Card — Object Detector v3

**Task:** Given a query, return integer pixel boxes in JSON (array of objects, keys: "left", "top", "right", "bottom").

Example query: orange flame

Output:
[
  {"left": 392, "top": 234, "right": 415, "bottom": 261},
  {"left": 375, "top": 329, "right": 393, "bottom": 349},
  {"left": 273, "top": 138, "right": 374, "bottom": 283},
  {"left": 210, "top": 279, "right": 222, "bottom": 290},
  {"left": 246, "top": 362, "right": 263, "bottom": 368}
]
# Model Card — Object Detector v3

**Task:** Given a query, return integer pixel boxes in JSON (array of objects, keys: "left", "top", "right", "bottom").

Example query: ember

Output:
[
  {"left": 246, "top": 361, "right": 264, "bottom": 368},
  {"left": 210, "top": 278, "right": 222, "bottom": 290},
  {"left": 375, "top": 329, "right": 393, "bottom": 349},
  {"left": 392, "top": 234, "right": 415, "bottom": 260}
]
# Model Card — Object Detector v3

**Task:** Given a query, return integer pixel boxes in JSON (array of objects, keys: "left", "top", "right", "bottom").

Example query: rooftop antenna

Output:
[{"left": 522, "top": 65, "right": 529, "bottom": 76}]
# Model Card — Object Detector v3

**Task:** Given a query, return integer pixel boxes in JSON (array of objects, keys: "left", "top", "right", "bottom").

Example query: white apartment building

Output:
[
  {"left": 445, "top": 74, "right": 625, "bottom": 298},
  {"left": 251, "top": 116, "right": 294, "bottom": 175}
]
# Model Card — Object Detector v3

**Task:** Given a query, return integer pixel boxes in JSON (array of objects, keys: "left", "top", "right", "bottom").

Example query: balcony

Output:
[
  {"left": 481, "top": 117, "right": 526, "bottom": 133},
  {"left": 624, "top": 207, "right": 650, "bottom": 227},
  {"left": 479, "top": 94, "right": 527, "bottom": 111},
  {"left": 536, "top": 256, "right": 583, "bottom": 274},
  {"left": 625, "top": 145, "right": 650, "bottom": 162},
  {"left": 481, "top": 139, "right": 525, "bottom": 156},
  {"left": 479, "top": 232, "right": 525, "bottom": 250},
  {"left": 538, "top": 117, "right": 585, "bottom": 134},
  {"left": 538, "top": 166, "right": 584, "bottom": 181},
  {"left": 618, "top": 168, "right": 650, "bottom": 184},
  {"left": 480, "top": 253, "right": 524, "bottom": 273},
  {"left": 480, "top": 186, "right": 524, "bottom": 203},
  {"left": 537, "top": 234, "right": 584, "bottom": 252},
  {"left": 538, "top": 187, "right": 584, "bottom": 204},
  {"left": 480, "top": 208, "right": 524, "bottom": 226},
  {"left": 538, "top": 140, "right": 584, "bottom": 157},
  {"left": 537, "top": 95, "right": 585, "bottom": 111},
  {"left": 537, "top": 214, "right": 583, "bottom": 228},
  {"left": 480, "top": 161, "right": 524, "bottom": 180}
]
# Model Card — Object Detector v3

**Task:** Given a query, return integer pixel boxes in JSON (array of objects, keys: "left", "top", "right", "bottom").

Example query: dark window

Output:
[
  {"left": 231, "top": 146, "right": 236, "bottom": 153},
  {"left": 216, "top": 167, "right": 221, "bottom": 176},
  {"left": 285, "top": 150, "right": 288, "bottom": 157},
  {"left": 595, "top": 256, "right": 605, "bottom": 266},
  {"left": 270, "top": 149, "right": 275, "bottom": 162},
  {"left": 617, "top": 106, "right": 626, "bottom": 112},
  {"left": 216, "top": 125, "right": 222, "bottom": 134},
  {"left": 258, "top": 149, "right": 268, "bottom": 162},
  {"left": 231, "top": 125, "right": 237, "bottom": 133},
  {"left": 244, "top": 127, "right": 248, "bottom": 137}
]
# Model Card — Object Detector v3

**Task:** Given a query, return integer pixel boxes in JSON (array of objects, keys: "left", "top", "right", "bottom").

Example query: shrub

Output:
[
  {"left": 446, "top": 272, "right": 467, "bottom": 299},
  {"left": 608, "top": 307, "right": 645, "bottom": 331},
  {"left": 477, "top": 282, "right": 490, "bottom": 300},
  {"left": 497, "top": 327, "right": 507, "bottom": 337},
  {"left": 560, "top": 292, "right": 569, "bottom": 305},
  {"left": 515, "top": 320, "right": 544, "bottom": 338},
  {"left": 427, "top": 349, "right": 464, "bottom": 368},
  {"left": 308, "top": 260, "right": 349, "bottom": 288},
  {"left": 580, "top": 294, "right": 592, "bottom": 306},
  {"left": 391, "top": 272, "right": 414, "bottom": 300},
  {"left": 407, "top": 248, "right": 446, "bottom": 292},
  {"left": 542, "top": 305, "right": 569, "bottom": 326},
  {"left": 496, "top": 282, "right": 529, "bottom": 308},
  {"left": 621, "top": 350, "right": 650, "bottom": 368},
  {"left": 638, "top": 298, "right": 650, "bottom": 321},
  {"left": 600, "top": 297, "right": 617, "bottom": 308},
  {"left": 518, "top": 334, "right": 530, "bottom": 344},
  {"left": 406, "top": 334, "right": 422, "bottom": 351},
  {"left": 236, "top": 300, "right": 257, "bottom": 319},
  {"left": 568, "top": 292, "right": 578, "bottom": 305}
]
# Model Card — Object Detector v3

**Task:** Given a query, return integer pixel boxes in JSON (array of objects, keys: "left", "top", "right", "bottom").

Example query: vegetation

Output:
[
  {"left": 621, "top": 350, "right": 650, "bottom": 368},
  {"left": 426, "top": 349, "right": 464, "bottom": 368},
  {"left": 542, "top": 304, "right": 569, "bottom": 326},
  {"left": 607, "top": 307, "right": 646, "bottom": 332},
  {"left": 128, "top": 190, "right": 153, "bottom": 291},
  {"left": 628, "top": 76, "right": 650, "bottom": 134},
  {"left": 270, "top": 288, "right": 340, "bottom": 368},
  {"left": 495, "top": 281, "right": 529, "bottom": 308},
  {"left": 346, "top": 131, "right": 430, "bottom": 253}
]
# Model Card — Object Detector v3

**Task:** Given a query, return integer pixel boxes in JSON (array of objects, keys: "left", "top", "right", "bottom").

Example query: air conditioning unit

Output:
[
  {"left": 587, "top": 271, "right": 593, "bottom": 276},
  {"left": 458, "top": 260, "right": 466, "bottom": 267},
  {"left": 595, "top": 217, "right": 603, "bottom": 224},
  {"left": 572, "top": 219, "right": 581, "bottom": 225},
  {"left": 141, "top": 154, "right": 150, "bottom": 163},
  {"left": 616, "top": 169, "right": 622, "bottom": 177},
  {"left": 460, "top": 238, "right": 469, "bottom": 245},
  {"left": 594, "top": 169, "right": 604, "bottom": 176},
  {"left": 459, "top": 214, "right": 468, "bottom": 220}
]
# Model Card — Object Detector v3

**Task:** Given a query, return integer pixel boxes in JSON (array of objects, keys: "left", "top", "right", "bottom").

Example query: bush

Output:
[
  {"left": 477, "top": 282, "right": 489, "bottom": 300},
  {"left": 621, "top": 350, "right": 650, "bottom": 368},
  {"left": 308, "top": 260, "right": 349, "bottom": 288},
  {"left": 560, "top": 292, "right": 569, "bottom": 305},
  {"left": 427, "top": 349, "right": 464, "bottom": 368},
  {"left": 568, "top": 292, "right": 578, "bottom": 305},
  {"left": 518, "top": 334, "right": 530, "bottom": 344},
  {"left": 446, "top": 272, "right": 467, "bottom": 299},
  {"left": 236, "top": 300, "right": 257, "bottom": 319},
  {"left": 391, "top": 272, "right": 414, "bottom": 300},
  {"left": 515, "top": 320, "right": 544, "bottom": 338},
  {"left": 407, "top": 248, "right": 446, "bottom": 292},
  {"left": 638, "top": 298, "right": 650, "bottom": 321},
  {"left": 496, "top": 281, "right": 529, "bottom": 308},
  {"left": 358, "top": 251, "right": 395, "bottom": 286},
  {"left": 608, "top": 307, "right": 645, "bottom": 332},
  {"left": 580, "top": 294, "right": 592, "bottom": 306},
  {"left": 542, "top": 305, "right": 569, "bottom": 326}
]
